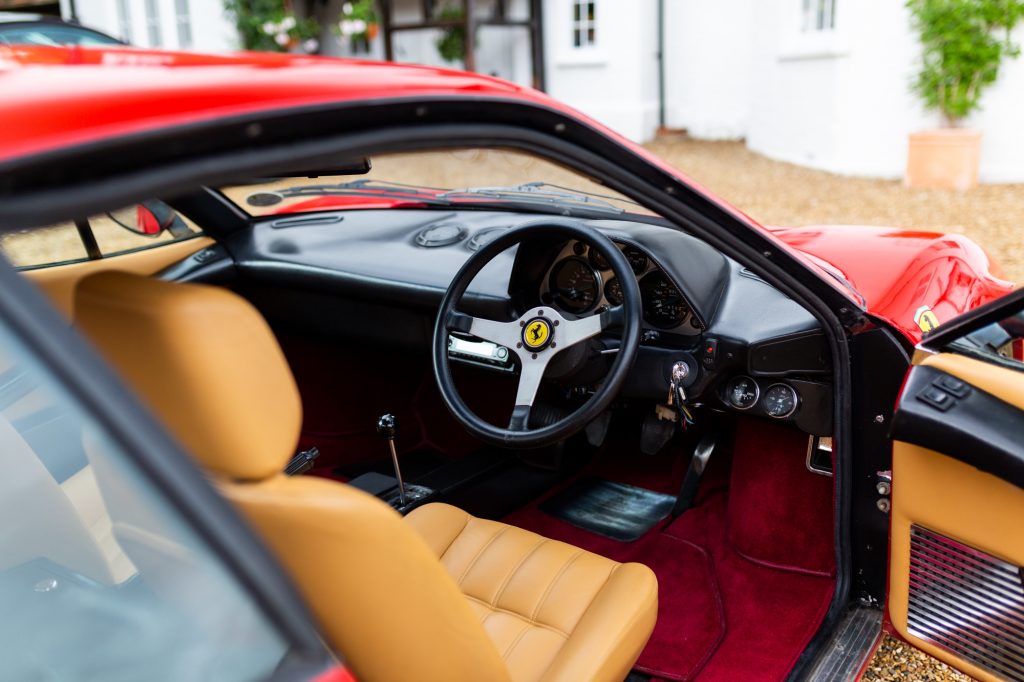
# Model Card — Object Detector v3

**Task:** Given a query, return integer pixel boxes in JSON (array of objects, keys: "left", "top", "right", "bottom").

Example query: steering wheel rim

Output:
[{"left": 432, "top": 218, "right": 643, "bottom": 448}]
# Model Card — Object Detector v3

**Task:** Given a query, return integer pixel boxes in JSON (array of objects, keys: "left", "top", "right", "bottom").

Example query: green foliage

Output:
[
  {"left": 435, "top": 6, "right": 466, "bottom": 63},
  {"left": 906, "top": 0, "right": 1024, "bottom": 125},
  {"left": 223, "top": 0, "right": 319, "bottom": 52}
]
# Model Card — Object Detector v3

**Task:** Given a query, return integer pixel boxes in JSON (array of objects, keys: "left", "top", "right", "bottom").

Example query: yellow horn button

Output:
[{"left": 523, "top": 318, "right": 552, "bottom": 350}]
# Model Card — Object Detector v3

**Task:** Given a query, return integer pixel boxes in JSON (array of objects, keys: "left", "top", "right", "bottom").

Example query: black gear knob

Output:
[{"left": 376, "top": 413, "right": 398, "bottom": 440}]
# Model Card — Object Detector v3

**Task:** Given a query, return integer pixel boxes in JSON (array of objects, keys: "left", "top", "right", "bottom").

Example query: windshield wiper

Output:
[
  {"left": 246, "top": 180, "right": 627, "bottom": 216},
  {"left": 439, "top": 182, "right": 627, "bottom": 214}
]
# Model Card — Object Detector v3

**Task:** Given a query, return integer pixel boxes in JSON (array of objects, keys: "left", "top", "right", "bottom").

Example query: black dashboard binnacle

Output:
[{"left": 229, "top": 209, "right": 833, "bottom": 436}]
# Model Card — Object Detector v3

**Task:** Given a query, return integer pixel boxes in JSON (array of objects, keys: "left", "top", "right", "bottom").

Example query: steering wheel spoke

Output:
[
  {"left": 557, "top": 306, "right": 621, "bottom": 348},
  {"left": 446, "top": 310, "right": 520, "bottom": 349}
]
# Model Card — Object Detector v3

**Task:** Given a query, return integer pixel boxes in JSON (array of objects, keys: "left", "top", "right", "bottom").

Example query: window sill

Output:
[
  {"left": 554, "top": 49, "right": 607, "bottom": 67},
  {"left": 777, "top": 41, "right": 849, "bottom": 62}
]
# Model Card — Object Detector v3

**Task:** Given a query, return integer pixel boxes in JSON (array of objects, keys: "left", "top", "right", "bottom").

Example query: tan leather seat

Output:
[{"left": 73, "top": 271, "right": 658, "bottom": 682}]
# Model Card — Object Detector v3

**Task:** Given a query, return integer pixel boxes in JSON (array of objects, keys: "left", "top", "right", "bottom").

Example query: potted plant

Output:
[
  {"left": 905, "top": 0, "right": 1024, "bottom": 190},
  {"left": 338, "top": 0, "right": 380, "bottom": 54},
  {"left": 435, "top": 5, "right": 467, "bottom": 64},
  {"left": 224, "top": 0, "right": 320, "bottom": 53}
]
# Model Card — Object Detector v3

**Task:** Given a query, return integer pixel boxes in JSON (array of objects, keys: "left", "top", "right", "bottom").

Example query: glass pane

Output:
[
  {"left": 219, "top": 148, "right": 654, "bottom": 217},
  {"left": 0, "top": 322, "right": 290, "bottom": 680},
  {"left": 948, "top": 308, "right": 1024, "bottom": 369},
  {"left": 91, "top": 203, "right": 202, "bottom": 257},
  {"left": 0, "top": 222, "right": 88, "bottom": 268}
]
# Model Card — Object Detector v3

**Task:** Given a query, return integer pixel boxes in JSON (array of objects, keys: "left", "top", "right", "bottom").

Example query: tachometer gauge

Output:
[
  {"left": 604, "top": 277, "right": 624, "bottom": 306},
  {"left": 623, "top": 247, "right": 649, "bottom": 275},
  {"left": 588, "top": 246, "right": 611, "bottom": 271},
  {"left": 725, "top": 376, "right": 759, "bottom": 410},
  {"left": 763, "top": 384, "right": 799, "bottom": 418},
  {"left": 548, "top": 258, "right": 600, "bottom": 314},
  {"left": 639, "top": 271, "right": 689, "bottom": 328}
]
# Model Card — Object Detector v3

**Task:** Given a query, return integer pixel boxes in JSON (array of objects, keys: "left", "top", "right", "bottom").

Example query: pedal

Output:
[
  {"left": 284, "top": 447, "right": 320, "bottom": 476},
  {"left": 671, "top": 432, "right": 717, "bottom": 518}
]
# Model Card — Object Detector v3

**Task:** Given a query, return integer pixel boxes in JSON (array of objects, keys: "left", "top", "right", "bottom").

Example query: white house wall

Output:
[
  {"left": 72, "top": 0, "right": 237, "bottom": 51},
  {"left": 543, "top": 0, "right": 660, "bottom": 143},
  {"left": 662, "top": 0, "right": 754, "bottom": 140}
]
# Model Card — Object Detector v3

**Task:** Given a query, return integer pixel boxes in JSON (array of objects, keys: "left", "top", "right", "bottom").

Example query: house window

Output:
[
  {"left": 571, "top": 1, "right": 596, "bottom": 48},
  {"left": 175, "top": 0, "right": 193, "bottom": 48},
  {"left": 144, "top": 0, "right": 162, "bottom": 47},
  {"left": 801, "top": 0, "right": 836, "bottom": 32},
  {"left": 115, "top": 0, "right": 132, "bottom": 43}
]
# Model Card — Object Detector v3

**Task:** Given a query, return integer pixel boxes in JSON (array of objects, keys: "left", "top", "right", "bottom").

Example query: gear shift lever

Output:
[{"left": 377, "top": 414, "right": 406, "bottom": 506}]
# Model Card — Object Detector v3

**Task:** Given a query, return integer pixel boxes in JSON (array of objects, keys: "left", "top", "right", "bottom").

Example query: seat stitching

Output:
[
  {"left": 529, "top": 549, "right": 584, "bottom": 622},
  {"left": 436, "top": 511, "right": 473, "bottom": 561},
  {"left": 455, "top": 524, "right": 510, "bottom": 586},
  {"left": 501, "top": 620, "right": 537, "bottom": 660},
  {"left": 489, "top": 537, "right": 547, "bottom": 607},
  {"left": 464, "top": 594, "right": 570, "bottom": 638}
]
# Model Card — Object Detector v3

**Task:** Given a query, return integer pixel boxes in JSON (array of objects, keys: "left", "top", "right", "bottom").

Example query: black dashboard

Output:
[{"left": 204, "top": 208, "right": 833, "bottom": 436}]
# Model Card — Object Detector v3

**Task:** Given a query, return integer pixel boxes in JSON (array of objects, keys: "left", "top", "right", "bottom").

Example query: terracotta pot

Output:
[{"left": 905, "top": 128, "right": 982, "bottom": 191}]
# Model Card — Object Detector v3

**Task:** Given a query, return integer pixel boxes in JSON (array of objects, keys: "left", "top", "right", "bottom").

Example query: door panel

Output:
[
  {"left": 889, "top": 352, "right": 1024, "bottom": 682},
  {"left": 22, "top": 237, "right": 213, "bottom": 317}
]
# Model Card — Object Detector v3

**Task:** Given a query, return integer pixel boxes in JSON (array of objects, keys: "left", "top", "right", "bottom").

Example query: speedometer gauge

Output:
[
  {"left": 604, "top": 277, "right": 624, "bottom": 306},
  {"left": 639, "top": 271, "right": 689, "bottom": 328},
  {"left": 549, "top": 258, "right": 600, "bottom": 314}
]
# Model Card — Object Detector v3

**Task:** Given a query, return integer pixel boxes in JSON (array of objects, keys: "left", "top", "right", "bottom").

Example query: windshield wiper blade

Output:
[{"left": 439, "top": 182, "right": 626, "bottom": 213}]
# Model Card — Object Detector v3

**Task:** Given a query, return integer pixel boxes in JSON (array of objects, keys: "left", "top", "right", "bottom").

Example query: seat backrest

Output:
[{"left": 74, "top": 271, "right": 510, "bottom": 682}]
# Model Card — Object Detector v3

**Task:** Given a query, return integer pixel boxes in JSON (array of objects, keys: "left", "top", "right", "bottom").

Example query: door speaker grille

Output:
[{"left": 908, "top": 525, "right": 1024, "bottom": 681}]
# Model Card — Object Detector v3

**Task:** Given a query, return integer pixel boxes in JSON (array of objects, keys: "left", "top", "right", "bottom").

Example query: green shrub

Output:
[{"left": 907, "top": 0, "right": 1024, "bottom": 125}]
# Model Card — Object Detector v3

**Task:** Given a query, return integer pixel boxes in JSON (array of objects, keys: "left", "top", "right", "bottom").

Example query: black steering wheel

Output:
[{"left": 432, "top": 219, "right": 643, "bottom": 448}]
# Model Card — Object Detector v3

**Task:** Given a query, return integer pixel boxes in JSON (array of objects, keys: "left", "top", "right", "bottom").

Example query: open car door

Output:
[{"left": 888, "top": 289, "right": 1024, "bottom": 682}]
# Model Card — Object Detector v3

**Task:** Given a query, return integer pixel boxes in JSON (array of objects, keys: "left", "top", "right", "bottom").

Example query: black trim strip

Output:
[{"left": 892, "top": 365, "right": 1024, "bottom": 490}]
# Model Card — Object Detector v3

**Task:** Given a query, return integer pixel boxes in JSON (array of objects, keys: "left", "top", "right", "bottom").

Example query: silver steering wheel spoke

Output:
[{"left": 445, "top": 310, "right": 521, "bottom": 349}]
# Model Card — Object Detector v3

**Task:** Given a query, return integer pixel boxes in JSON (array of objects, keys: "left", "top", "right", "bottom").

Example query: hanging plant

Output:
[
  {"left": 906, "top": 0, "right": 1024, "bottom": 126},
  {"left": 338, "top": 0, "right": 380, "bottom": 52},
  {"left": 224, "top": 0, "right": 320, "bottom": 53},
  {"left": 435, "top": 5, "right": 466, "bottom": 63}
]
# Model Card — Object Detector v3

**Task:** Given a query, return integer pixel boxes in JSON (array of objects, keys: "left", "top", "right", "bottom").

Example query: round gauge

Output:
[
  {"left": 604, "top": 277, "right": 624, "bottom": 306},
  {"left": 624, "top": 247, "right": 649, "bottom": 275},
  {"left": 763, "top": 384, "right": 799, "bottom": 419},
  {"left": 639, "top": 271, "right": 689, "bottom": 328},
  {"left": 588, "top": 247, "right": 611, "bottom": 271},
  {"left": 725, "top": 376, "right": 760, "bottom": 410},
  {"left": 548, "top": 257, "right": 600, "bottom": 314}
]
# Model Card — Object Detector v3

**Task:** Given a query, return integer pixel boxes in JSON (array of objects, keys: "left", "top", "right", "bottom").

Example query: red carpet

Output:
[{"left": 504, "top": 418, "right": 836, "bottom": 681}]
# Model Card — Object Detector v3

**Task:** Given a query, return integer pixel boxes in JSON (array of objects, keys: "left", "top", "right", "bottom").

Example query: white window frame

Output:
[
  {"left": 174, "top": 0, "right": 192, "bottom": 49},
  {"left": 555, "top": 0, "right": 605, "bottom": 66},
  {"left": 779, "top": 0, "right": 848, "bottom": 61},
  {"left": 144, "top": 0, "right": 162, "bottom": 47}
]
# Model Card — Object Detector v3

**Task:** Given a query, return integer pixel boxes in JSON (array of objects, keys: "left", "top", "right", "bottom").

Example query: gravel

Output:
[
  {"left": 863, "top": 635, "right": 973, "bottom": 681},
  {"left": 646, "top": 136, "right": 1024, "bottom": 284}
]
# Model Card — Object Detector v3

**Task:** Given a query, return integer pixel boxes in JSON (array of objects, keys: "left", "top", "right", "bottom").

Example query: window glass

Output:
[
  {"left": 0, "top": 26, "right": 121, "bottom": 46},
  {"left": 220, "top": 147, "right": 653, "bottom": 217},
  {"left": 801, "top": 0, "right": 836, "bottom": 31},
  {"left": 0, "top": 202, "right": 203, "bottom": 270},
  {"left": 572, "top": 0, "right": 596, "bottom": 48},
  {"left": 0, "top": 222, "right": 89, "bottom": 268},
  {"left": 92, "top": 206, "right": 202, "bottom": 256},
  {"left": 0, "top": 318, "right": 290, "bottom": 680},
  {"left": 947, "top": 308, "right": 1024, "bottom": 370}
]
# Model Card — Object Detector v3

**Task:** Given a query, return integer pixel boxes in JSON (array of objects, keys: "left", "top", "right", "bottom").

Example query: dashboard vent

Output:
[
  {"left": 467, "top": 227, "right": 510, "bottom": 251},
  {"left": 415, "top": 223, "right": 466, "bottom": 248},
  {"left": 908, "top": 525, "right": 1024, "bottom": 681}
]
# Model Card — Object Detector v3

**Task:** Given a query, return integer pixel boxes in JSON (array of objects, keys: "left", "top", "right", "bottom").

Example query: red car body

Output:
[{"left": 1, "top": 45, "right": 1010, "bottom": 345}]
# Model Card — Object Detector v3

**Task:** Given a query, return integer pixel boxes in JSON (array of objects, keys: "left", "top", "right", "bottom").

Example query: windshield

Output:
[{"left": 219, "top": 148, "right": 654, "bottom": 218}]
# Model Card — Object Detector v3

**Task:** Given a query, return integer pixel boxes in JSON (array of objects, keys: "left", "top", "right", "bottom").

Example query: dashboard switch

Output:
[
  {"left": 702, "top": 338, "right": 718, "bottom": 369},
  {"left": 917, "top": 387, "right": 953, "bottom": 411}
]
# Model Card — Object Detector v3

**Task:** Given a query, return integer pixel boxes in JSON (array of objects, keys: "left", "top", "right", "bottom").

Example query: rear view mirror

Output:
[{"left": 107, "top": 201, "right": 177, "bottom": 236}]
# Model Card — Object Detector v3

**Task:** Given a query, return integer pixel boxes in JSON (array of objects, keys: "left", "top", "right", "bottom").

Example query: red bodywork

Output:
[{"left": 0, "top": 45, "right": 1013, "bottom": 343}]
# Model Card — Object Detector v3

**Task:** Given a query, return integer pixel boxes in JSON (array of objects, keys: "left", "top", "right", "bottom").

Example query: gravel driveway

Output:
[{"left": 648, "top": 136, "right": 1022, "bottom": 284}]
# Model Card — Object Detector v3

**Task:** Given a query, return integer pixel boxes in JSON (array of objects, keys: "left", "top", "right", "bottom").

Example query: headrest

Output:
[{"left": 74, "top": 271, "right": 301, "bottom": 481}]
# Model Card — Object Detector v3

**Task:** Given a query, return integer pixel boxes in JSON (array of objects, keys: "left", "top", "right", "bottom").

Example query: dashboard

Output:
[
  {"left": 205, "top": 208, "right": 834, "bottom": 436},
  {"left": 540, "top": 240, "right": 703, "bottom": 336}
]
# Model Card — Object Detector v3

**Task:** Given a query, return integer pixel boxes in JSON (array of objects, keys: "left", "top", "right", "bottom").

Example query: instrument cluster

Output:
[{"left": 541, "top": 240, "right": 702, "bottom": 335}]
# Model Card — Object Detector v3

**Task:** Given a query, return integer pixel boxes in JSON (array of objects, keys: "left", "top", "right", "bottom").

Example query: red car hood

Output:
[{"left": 769, "top": 224, "right": 1014, "bottom": 344}]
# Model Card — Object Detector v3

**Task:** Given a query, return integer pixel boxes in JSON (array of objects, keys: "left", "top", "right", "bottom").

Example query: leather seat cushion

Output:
[{"left": 406, "top": 503, "right": 658, "bottom": 682}]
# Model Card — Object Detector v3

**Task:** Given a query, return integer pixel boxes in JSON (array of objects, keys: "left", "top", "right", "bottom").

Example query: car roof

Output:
[{"left": 0, "top": 46, "right": 579, "bottom": 165}]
